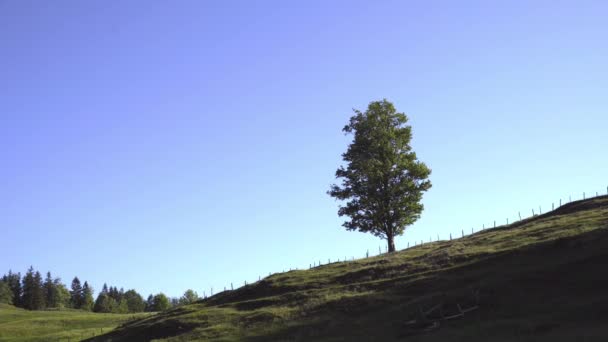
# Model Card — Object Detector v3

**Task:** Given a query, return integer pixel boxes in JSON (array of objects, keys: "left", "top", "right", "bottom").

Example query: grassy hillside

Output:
[
  {"left": 0, "top": 304, "right": 150, "bottom": 342},
  {"left": 88, "top": 196, "right": 608, "bottom": 341}
]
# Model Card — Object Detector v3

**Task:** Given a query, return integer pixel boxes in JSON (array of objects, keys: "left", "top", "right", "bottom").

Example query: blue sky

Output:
[{"left": 1, "top": 1, "right": 607, "bottom": 298}]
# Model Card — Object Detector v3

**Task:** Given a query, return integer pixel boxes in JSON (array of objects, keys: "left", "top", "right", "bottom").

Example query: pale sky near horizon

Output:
[{"left": 1, "top": 1, "right": 607, "bottom": 298}]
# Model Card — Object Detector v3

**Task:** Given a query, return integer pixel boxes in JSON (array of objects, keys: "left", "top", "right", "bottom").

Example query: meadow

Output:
[
  {"left": 84, "top": 196, "right": 608, "bottom": 341},
  {"left": 0, "top": 304, "right": 150, "bottom": 342}
]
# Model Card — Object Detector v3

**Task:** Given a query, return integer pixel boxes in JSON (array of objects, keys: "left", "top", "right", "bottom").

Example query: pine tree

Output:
[
  {"left": 32, "top": 271, "right": 45, "bottom": 309},
  {"left": 70, "top": 277, "right": 82, "bottom": 309},
  {"left": 44, "top": 272, "right": 57, "bottom": 308},
  {"left": 145, "top": 294, "right": 154, "bottom": 312},
  {"left": 81, "top": 281, "right": 94, "bottom": 311},
  {"left": 21, "top": 267, "right": 35, "bottom": 310}
]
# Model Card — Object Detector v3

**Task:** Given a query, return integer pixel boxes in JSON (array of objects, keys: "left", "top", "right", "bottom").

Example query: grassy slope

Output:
[
  {"left": 94, "top": 196, "right": 608, "bottom": 341},
  {"left": 0, "top": 304, "right": 150, "bottom": 342}
]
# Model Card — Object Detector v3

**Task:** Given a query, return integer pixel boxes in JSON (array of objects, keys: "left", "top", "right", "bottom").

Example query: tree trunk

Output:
[{"left": 387, "top": 234, "right": 396, "bottom": 253}]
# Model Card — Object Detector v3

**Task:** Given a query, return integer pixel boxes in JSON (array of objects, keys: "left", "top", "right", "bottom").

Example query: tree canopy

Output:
[{"left": 329, "top": 99, "right": 432, "bottom": 252}]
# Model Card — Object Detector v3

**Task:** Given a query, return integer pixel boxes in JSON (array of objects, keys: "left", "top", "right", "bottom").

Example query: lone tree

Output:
[{"left": 329, "top": 99, "right": 431, "bottom": 252}]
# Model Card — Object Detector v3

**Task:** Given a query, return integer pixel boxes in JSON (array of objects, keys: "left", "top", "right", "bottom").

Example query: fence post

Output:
[
  {"left": 379, "top": 246, "right": 381, "bottom": 255},
  {"left": 539, "top": 205, "right": 542, "bottom": 214},
  {"left": 560, "top": 198, "right": 562, "bottom": 206},
  {"left": 450, "top": 233, "right": 452, "bottom": 240},
  {"left": 518, "top": 212, "right": 521, "bottom": 220},
  {"left": 231, "top": 283, "right": 233, "bottom": 290},
  {"left": 471, "top": 227, "right": 473, "bottom": 234},
  {"left": 532, "top": 208, "right": 535, "bottom": 216},
  {"left": 408, "top": 242, "right": 410, "bottom": 248},
  {"left": 493, "top": 220, "right": 496, "bottom": 228},
  {"left": 462, "top": 229, "right": 464, "bottom": 237},
  {"left": 366, "top": 250, "right": 369, "bottom": 258}
]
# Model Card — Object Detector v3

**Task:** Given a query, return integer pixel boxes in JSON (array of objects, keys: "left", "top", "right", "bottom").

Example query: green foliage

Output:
[
  {"left": 329, "top": 99, "right": 432, "bottom": 252},
  {"left": 93, "top": 293, "right": 117, "bottom": 313},
  {"left": 82, "top": 281, "right": 94, "bottom": 311},
  {"left": 43, "top": 272, "right": 57, "bottom": 308},
  {"left": 70, "top": 277, "right": 83, "bottom": 309},
  {"left": 21, "top": 267, "right": 45, "bottom": 310},
  {"left": 148, "top": 293, "right": 170, "bottom": 312},
  {"left": 178, "top": 289, "right": 199, "bottom": 305},
  {"left": 2, "top": 271, "right": 21, "bottom": 307},
  {"left": 0, "top": 281, "right": 13, "bottom": 304},
  {"left": 122, "top": 289, "right": 145, "bottom": 313},
  {"left": 54, "top": 282, "right": 71, "bottom": 308}
]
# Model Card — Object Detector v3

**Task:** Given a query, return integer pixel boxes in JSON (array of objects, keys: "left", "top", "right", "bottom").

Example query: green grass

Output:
[
  {"left": 0, "top": 304, "right": 151, "bottom": 342},
  {"left": 88, "top": 195, "right": 608, "bottom": 341}
]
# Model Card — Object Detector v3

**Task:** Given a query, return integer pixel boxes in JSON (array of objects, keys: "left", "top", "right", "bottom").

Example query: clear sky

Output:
[{"left": 1, "top": 1, "right": 607, "bottom": 298}]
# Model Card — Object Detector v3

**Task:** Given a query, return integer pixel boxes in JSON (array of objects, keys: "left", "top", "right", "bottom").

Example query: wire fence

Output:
[{"left": 201, "top": 186, "right": 608, "bottom": 300}]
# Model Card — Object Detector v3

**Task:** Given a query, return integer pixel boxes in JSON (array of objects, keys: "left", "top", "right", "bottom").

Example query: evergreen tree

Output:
[
  {"left": 81, "top": 281, "right": 94, "bottom": 311},
  {"left": 32, "top": 271, "right": 45, "bottom": 309},
  {"left": 21, "top": 267, "right": 35, "bottom": 310},
  {"left": 145, "top": 294, "right": 154, "bottom": 312},
  {"left": 329, "top": 99, "right": 432, "bottom": 252},
  {"left": 70, "top": 277, "right": 82, "bottom": 309},
  {"left": 101, "top": 283, "right": 108, "bottom": 295},
  {"left": 44, "top": 272, "right": 58, "bottom": 308}
]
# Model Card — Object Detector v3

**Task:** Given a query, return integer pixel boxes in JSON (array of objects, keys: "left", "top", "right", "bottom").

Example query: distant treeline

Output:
[{"left": 0, "top": 267, "right": 200, "bottom": 312}]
